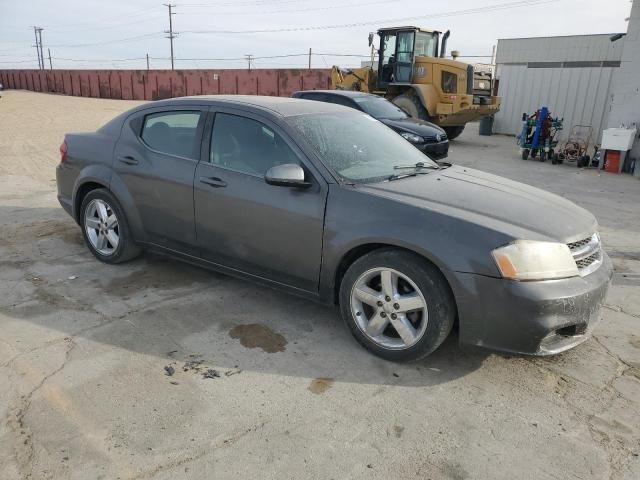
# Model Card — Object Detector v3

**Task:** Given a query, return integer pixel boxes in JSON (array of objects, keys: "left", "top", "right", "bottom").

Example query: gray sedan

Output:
[{"left": 56, "top": 96, "right": 612, "bottom": 362}]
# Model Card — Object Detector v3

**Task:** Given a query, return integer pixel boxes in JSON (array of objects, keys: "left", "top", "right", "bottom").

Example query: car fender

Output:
[
  {"left": 410, "top": 84, "right": 439, "bottom": 117},
  {"left": 318, "top": 185, "right": 504, "bottom": 303},
  {"left": 106, "top": 172, "right": 146, "bottom": 242},
  {"left": 72, "top": 164, "right": 113, "bottom": 219}
]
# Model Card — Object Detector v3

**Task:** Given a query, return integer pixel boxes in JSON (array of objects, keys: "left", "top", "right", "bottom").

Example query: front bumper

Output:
[
  {"left": 446, "top": 253, "right": 613, "bottom": 355},
  {"left": 419, "top": 141, "right": 449, "bottom": 160}
]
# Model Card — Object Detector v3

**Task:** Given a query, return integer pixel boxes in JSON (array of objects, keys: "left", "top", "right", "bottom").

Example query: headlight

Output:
[
  {"left": 492, "top": 240, "right": 579, "bottom": 281},
  {"left": 400, "top": 132, "right": 423, "bottom": 143}
]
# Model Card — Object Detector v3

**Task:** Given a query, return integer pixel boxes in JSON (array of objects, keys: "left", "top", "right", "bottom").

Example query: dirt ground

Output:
[{"left": 1, "top": 90, "right": 639, "bottom": 480}]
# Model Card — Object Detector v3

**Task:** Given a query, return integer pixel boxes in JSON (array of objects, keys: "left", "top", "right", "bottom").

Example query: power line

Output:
[
  {"left": 180, "top": 0, "right": 306, "bottom": 7},
  {"left": 183, "top": 0, "right": 556, "bottom": 34},
  {"left": 180, "top": 0, "right": 401, "bottom": 16},
  {"left": 47, "top": 32, "right": 162, "bottom": 49}
]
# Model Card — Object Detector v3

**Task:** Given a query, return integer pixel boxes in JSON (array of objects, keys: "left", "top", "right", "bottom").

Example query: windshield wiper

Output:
[
  {"left": 386, "top": 170, "right": 435, "bottom": 181},
  {"left": 393, "top": 161, "right": 440, "bottom": 171}
]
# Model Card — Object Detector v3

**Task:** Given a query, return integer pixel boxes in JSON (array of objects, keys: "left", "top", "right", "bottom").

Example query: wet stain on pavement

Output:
[
  {"left": 103, "top": 257, "right": 216, "bottom": 297},
  {"left": 307, "top": 377, "right": 334, "bottom": 394},
  {"left": 229, "top": 323, "right": 287, "bottom": 353}
]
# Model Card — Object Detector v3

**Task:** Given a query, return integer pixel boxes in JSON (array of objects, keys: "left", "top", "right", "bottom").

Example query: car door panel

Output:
[
  {"left": 113, "top": 106, "right": 206, "bottom": 255},
  {"left": 194, "top": 109, "right": 327, "bottom": 292}
]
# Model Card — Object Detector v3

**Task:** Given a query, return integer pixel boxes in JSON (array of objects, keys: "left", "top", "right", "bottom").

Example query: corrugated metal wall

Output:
[
  {"left": 495, "top": 64, "right": 617, "bottom": 140},
  {"left": 0, "top": 68, "right": 332, "bottom": 101},
  {"left": 494, "top": 34, "right": 624, "bottom": 141}
]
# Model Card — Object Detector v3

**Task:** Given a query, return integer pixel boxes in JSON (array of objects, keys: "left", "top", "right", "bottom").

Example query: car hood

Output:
[
  {"left": 380, "top": 117, "right": 445, "bottom": 138},
  {"left": 360, "top": 165, "right": 597, "bottom": 243}
]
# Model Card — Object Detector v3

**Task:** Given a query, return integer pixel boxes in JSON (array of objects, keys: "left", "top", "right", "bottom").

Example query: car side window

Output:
[
  {"left": 299, "top": 93, "right": 328, "bottom": 102},
  {"left": 210, "top": 113, "right": 299, "bottom": 176},
  {"left": 328, "top": 95, "right": 357, "bottom": 110},
  {"left": 140, "top": 111, "right": 201, "bottom": 159}
]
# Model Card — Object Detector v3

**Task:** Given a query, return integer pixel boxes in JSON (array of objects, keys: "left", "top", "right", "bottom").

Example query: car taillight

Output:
[{"left": 59, "top": 141, "right": 68, "bottom": 163}]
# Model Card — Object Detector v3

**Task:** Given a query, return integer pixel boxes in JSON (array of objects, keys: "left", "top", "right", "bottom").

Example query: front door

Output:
[
  {"left": 193, "top": 109, "right": 327, "bottom": 292},
  {"left": 394, "top": 30, "right": 415, "bottom": 83}
]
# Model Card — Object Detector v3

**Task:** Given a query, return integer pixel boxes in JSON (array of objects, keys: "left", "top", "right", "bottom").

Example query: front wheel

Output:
[
  {"left": 339, "top": 249, "right": 455, "bottom": 362},
  {"left": 391, "top": 92, "right": 429, "bottom": 120},
  {"left": 443, "top": 125, "right": 465, "bottom": 140},
  {"left": 80, "top": 189, "right": 141, "bottom": 264}
]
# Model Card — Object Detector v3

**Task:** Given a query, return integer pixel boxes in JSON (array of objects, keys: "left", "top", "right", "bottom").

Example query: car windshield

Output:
[
  {"left": 352, "top": 96, "right": 408, "bottom": 120},
  {"left": 288, "top": 111, "right": 438, "bottom": 183}
]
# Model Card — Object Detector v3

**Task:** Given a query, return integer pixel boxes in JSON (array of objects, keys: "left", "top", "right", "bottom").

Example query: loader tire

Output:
[{"left": 392, "top": 93, "right": 429, "bottom": 121}]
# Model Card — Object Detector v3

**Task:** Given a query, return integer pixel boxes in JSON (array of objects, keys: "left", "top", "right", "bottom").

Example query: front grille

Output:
[
  {"left": 576, "top": 252, "right": 599, "bottom": 269},
  {"left": 567, "top": 233, "right": 602, "bottom": 276},
  {"left": 568, "top": 237, "right": 591, "bottom": 250},
  {"left": 423, "top": 133, "right": 448, "bottom": 144}
]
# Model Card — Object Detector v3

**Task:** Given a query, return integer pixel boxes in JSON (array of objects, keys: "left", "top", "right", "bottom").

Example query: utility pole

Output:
[
  {"left": 33, "top": 26, "right": 42, "bottom": 69},
  {"left": 48, "top": 48, "right": 52, "bottom": 69},
  {"left": 245, "top": 54, "right": 253, "bottom": 71},
  {"left": 308, "top": 48, "right": 312, "bottom": 69},
  {"left": 163, "top": 4, "right": 177, "bottom": 70},
  {"left": 146, "top": 53, "right": 150, "bottom": 71},
  {"left": 36, "top": 27, "right": 44, "bottom": 70}
]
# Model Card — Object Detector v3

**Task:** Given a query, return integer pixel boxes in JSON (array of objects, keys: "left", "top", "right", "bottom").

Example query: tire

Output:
[
  {"left": 521, "top": 148, "right": 530, "bottom": 160},
  {"left": 539, "top": 151, "right": 547, "bottom": 162},
  {"left": 80, "top": 188, "right": 141, "bottom": 264},
  {"left": 578, "top": 155, "right": 588, "bottom": 168},
  {"left": 391, "top": 92, "right": 429, "bottom": 121},
  {"left": 339, "top": 249, "right": 455, "bottom": 362},
  {"left": 443, "top": 125, "right": 465, "bottom": 140}
]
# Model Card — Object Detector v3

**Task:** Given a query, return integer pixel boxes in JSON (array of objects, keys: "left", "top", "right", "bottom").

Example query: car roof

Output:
[
  {"left": 294, "top": 90, "right": 377, "bottom": 99},
  {"left": 143, "top": 95, "right": 348, "bottom": 117}
]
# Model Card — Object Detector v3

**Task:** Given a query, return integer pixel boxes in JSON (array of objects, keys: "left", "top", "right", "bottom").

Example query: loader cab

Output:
[{"left": 376, "top": 27, "right": 442, "bottom": 88}]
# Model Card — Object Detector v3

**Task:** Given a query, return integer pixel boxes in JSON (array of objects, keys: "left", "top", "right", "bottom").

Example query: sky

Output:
[{"left": 0, "top": 0, "right": 633, "bottom": 70}]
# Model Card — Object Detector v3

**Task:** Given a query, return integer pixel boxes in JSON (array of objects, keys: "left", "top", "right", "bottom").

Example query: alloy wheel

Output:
[
  {"left": 350, "top": 267, "right": 428, "bottom": 350},
  {"left": 84, "top": 198, "right": 119, "bottom": 256}
]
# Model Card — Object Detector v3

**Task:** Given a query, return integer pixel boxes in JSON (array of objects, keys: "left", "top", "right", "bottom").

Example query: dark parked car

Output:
[
  {"left": 56, "top": 96, "right": 612, "bottom": 362},
  {"left": 291, "top": 90, "right": 449, "bottom": 161}
]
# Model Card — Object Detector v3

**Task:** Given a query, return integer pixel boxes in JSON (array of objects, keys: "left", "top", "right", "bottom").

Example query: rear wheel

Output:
[
  {"left": 80, "top": 189, "right": 141, "bottom": 264},
  {"left": 339, "top": 249, "right": 455, "bottom": 362},
  {"left": 442, "top": 125, "right": 465, "bottom": 140}
]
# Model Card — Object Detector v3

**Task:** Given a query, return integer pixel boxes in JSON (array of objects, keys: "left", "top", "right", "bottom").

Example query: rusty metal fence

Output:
[{"left": 0, "top": 69, "right": 332, "bottom": 100}]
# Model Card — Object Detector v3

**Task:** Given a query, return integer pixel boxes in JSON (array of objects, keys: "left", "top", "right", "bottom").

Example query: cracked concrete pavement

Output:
[{"left": 1, "top": 90, "right": 639, "bottom": 479}]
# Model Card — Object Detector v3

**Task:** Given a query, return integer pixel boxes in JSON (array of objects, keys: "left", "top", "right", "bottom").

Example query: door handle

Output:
[
  {"left": 199, "top": 176, "right": 227, "bottom": 188},
  {"left": 118, "top": 155, "right": 139, "bottom": 165}
]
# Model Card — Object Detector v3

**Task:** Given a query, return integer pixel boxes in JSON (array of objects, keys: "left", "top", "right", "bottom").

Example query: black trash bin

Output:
[{"left": 479, "top": 115, "right": 494, "bottom": 136}]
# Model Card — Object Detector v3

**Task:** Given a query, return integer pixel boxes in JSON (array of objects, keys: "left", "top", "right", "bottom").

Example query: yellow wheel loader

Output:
[{"left": 330, "top": 27, "right": 501, "bottom": 139}]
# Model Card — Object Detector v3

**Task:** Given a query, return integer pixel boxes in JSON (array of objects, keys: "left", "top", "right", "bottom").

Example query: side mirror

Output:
[{"left": 265, "top": 164, "right": 311, "bottom": 188}]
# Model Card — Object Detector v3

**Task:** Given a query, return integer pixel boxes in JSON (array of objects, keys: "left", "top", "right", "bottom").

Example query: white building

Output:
[
  {"left": 495, "top": 0, "right": 640, "bottom": 162},
  {"left": 493, "top": 33, "right": 625, "bottom": 141}
]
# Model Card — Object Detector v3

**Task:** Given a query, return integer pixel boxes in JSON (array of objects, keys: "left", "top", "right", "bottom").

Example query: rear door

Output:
[
  {"left": 193, "top": 108, "right": 328, "bottom": 292},
  {"left": 113, "top": 106, "right": 206, "bottom": 254}
]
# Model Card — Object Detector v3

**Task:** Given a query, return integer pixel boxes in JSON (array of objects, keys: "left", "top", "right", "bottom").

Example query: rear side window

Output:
[
  {"left": 327, "top": 95, "right": 357, "bottom": 109},
  {"left": 141, "top": 111, "right": 201, "bottom": 159},
  {"left": 299, "top": 93, "right": 329, "bottom": 102}
]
